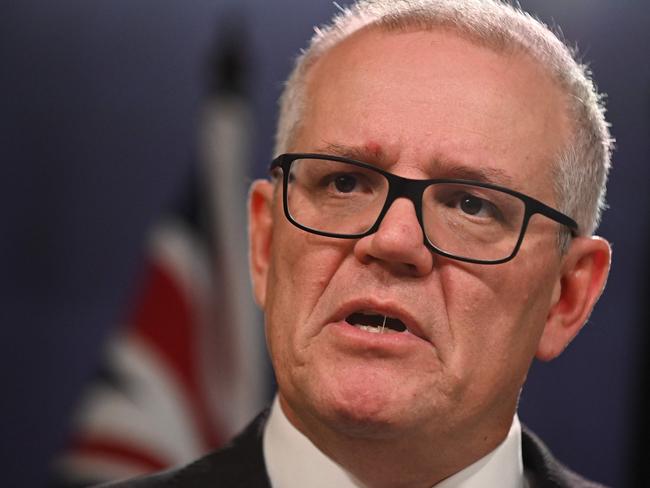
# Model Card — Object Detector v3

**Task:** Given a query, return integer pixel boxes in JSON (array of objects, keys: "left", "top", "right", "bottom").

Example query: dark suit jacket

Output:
[{"left": 103, "top": 410, "right": 607, "bottom": 488}]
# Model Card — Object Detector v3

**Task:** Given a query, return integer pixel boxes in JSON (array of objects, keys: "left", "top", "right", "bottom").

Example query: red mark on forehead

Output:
[{"left": 363, "top": 141, "right": 384, "bottom": 159}]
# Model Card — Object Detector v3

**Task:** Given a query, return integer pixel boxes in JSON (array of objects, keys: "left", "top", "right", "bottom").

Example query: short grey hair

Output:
[{"left": 274, "top": 0, "right": 613, "bottom": 237}]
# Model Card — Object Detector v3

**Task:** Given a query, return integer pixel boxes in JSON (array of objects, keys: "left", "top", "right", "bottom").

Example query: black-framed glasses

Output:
[{"left": 270, "top": 153, "right": 578, "bottom": 264}]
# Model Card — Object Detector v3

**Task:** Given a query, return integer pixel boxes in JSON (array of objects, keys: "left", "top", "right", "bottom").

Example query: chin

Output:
[
  {"left": 308, "top": 368, "right": 419, "bottom": 439},
  {"left": 321, "top": 402, "right": 400, "bottom": 439}
]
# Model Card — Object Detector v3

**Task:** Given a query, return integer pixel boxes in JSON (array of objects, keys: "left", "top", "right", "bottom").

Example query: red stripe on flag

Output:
[
  {"left": 129, "top": 258, "right": 221, "bottom": 448},
  {"left": 69, "top": 436, "right": 169, "bottom": 473}
]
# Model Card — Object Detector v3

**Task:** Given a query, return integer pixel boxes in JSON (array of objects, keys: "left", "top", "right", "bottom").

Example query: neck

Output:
[{"left": 279, "top": 395, "right": 515, "bottom": 488}]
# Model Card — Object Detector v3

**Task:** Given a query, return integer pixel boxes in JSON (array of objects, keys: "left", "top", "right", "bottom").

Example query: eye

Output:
[
  {"left": 447, "top": 192, "right": 501, "bottom": 220},
  {"left": 333, "top": 174, "right": 358, "bottom": 193},
  {"left": 459, "top": 194, "right": 485, "bottom": 215}
]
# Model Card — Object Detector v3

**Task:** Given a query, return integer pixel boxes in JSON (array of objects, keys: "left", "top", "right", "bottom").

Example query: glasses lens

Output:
[
  {"left": 286, "top": 158, "right": 388, "bottom": 236},
  {"left": 422, "top": 183, "right": 525, "bottom": 261}
]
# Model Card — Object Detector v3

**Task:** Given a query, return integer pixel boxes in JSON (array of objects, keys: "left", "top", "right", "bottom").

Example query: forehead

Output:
[{"left": 296, "top": 26, "right": 570, "bottom": 199}]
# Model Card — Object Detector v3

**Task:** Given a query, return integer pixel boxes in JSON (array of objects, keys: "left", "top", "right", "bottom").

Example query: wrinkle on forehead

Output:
[
  {"left": 315, "top": 141, "right": 515, "bottom": 187},
  {"left": 297, "top": 28, "right": 569, "bottom": 205}
]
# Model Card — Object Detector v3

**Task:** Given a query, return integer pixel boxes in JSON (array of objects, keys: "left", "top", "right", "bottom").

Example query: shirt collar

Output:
[{"left": 263, "top": 396, "right": 526, "bottom": 488}]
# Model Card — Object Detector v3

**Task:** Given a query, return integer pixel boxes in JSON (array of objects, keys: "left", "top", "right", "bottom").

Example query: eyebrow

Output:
[
  {"left": 314, "top": 142, "right": 514, "bottom": 187},
  {"left": 437, "top": 163, "right": 514, "bottom": 186},
  {"left": 319, "top": 142, "right": 391, "bottom": 166}
]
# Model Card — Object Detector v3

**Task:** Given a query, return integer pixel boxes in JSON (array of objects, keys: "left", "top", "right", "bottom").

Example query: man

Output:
[{"left": 108, "top": 0, "right": 613, "bottom": 486}]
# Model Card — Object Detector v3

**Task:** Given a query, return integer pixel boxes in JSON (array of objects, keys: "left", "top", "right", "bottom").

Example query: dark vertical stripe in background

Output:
[{"left": 632, "top": 175, "right": 650, "bottom": 485}]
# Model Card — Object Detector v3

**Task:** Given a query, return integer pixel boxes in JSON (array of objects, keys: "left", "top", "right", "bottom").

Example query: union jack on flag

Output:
[{"left": 52, "top": 24, "right": 267, "bottom": 486}]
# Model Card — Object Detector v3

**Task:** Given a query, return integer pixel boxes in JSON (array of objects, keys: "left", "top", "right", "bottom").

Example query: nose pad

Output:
[{"left": 353, "top": 198, "right": 433, "bottom": 276}]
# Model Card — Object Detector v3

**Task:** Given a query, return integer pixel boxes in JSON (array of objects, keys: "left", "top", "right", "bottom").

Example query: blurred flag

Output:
[{"left": 52, "top": 16, "right": 267, "bottom": 487}]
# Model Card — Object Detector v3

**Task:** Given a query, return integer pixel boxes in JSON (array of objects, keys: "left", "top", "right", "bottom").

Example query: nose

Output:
[{"left": 353, "top": 198, "right": 433, "bottom": 276}]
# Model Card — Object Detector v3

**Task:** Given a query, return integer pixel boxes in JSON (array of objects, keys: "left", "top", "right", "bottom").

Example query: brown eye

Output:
[
  {"left": 460, "top": 195, "right": 484, "bottom": 215},
  {"left": 334, "top": 174, "right": 357, "bottom": 193}
]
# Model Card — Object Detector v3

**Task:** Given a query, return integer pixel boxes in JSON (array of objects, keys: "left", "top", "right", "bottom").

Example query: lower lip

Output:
[{"left": 326, "top": 320, "right": 430, "bottom": 351}]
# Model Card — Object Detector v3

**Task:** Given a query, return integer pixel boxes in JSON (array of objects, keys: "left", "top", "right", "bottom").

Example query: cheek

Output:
[
  {"left": 268, "top": 233, "right": 347, "bottom": 313},
  {"left": 264, "top": 226, "right": 352, "bottom": 358},
  {"left": 440, "top": 255, "right": 557, "bottom": 372}
]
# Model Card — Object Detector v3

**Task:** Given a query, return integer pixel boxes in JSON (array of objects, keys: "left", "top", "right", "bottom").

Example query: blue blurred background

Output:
[{"left": 1, "top": 1, "right": 648, "bottom": 486}]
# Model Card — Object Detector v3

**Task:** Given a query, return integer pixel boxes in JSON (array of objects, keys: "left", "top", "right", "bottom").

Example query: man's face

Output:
[{"left": 251, "top": 28, "right": 573, "bottom": 442}]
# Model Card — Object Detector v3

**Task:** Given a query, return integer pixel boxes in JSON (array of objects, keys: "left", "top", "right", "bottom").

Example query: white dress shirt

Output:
[{"left": 263, "top": 396, "right": 528, "bottom": 488}]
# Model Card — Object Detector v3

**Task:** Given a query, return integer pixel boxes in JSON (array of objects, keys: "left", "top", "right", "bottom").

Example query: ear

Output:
[
  {"left": 536, "top": 236, "right": 611, "bottom": 361},
  {"left": 248, "top": 179, "right": 275, "bottom": 308}
]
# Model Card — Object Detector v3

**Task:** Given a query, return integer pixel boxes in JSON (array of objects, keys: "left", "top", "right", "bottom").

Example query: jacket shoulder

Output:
[{"left": 522, "top": 426, "right": 610, "bottom": 488}]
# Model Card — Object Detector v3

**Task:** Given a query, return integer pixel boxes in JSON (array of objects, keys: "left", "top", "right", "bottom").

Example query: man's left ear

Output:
[{"left": 536, "top": 236, "right": 611, "bottom": 361}]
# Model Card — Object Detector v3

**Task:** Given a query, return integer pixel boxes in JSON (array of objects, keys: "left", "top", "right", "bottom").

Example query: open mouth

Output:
[{"left": 345, "top": 311, "right": 408, "bottom": 334}]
